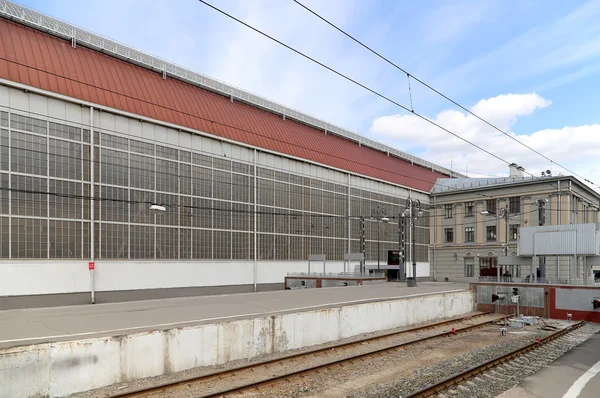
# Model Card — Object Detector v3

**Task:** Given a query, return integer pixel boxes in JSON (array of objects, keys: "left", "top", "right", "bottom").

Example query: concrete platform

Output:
[
  {"left": 0, "top": 282, "right": 467, "bottom": 349},
  {"left": 1, "top": 282, "right": 473, "bottom": 398},
  {"left": 498, "top": 332, "right": 600, "bottom": 398}
]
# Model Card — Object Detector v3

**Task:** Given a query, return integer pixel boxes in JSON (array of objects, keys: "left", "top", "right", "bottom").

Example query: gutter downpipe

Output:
[
  {"left": 253, "top": 149, "right": 258, "bottom": 292},
  {"left": 557, "top": 180, "right": 560, "bottom": 279},
  {"left": 90, "top": 106, "right": 95, "bottom": 304},
  {"left": 433, "top": 195, "right": 437, "bottom": 281},
  {"left": 569, "top": 180, "right": 572, "bottom": 283}
]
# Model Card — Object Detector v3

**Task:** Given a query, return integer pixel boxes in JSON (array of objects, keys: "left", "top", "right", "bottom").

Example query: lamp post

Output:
[
  {"left": 371, "top": 206, "right": 389, "bottom": 270},
  {"left": 399, "top": 212, "right": 406, "bottom": 282},
  {"left": 404, "top": 198, "right": 423, "bottom": 286}
]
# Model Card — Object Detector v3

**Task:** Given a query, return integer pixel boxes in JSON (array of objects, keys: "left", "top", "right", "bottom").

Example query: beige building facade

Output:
[{"left": 429, "top": 165, "right": 600, "bottom": 282}]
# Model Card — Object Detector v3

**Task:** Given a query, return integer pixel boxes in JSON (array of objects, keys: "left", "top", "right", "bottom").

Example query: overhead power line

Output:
[
  {"left": 197, "top": 0, "right": 600, "bottom": 196},
  {"left": 7, "top": 187, "right": 573, "bottom": 230},
  {"left": 1, "top": 102, "right": 504, "bottom": 203},
  {"left": 291, "top": 0, "right": 600, "bottom": 190},
  {"left": 0, "top": 57, "right": 456, "bottom": 193},
  {"left": 196, "top": 0, "right": 576, "bottom": 198},
  {"left": 196, "top": 0, "right": 511, "bottom": 168}
]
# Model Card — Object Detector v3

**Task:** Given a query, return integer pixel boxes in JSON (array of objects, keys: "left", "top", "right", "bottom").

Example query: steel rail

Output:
[
  {"left": 113, "top": 312, "right": 505, "bottom": 398},
  {"left": 407, "top": 320, "right": 586, "bottom": 397}
]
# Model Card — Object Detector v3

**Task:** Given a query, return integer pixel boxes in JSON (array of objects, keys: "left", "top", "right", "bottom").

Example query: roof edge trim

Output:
[
  {"left": 431, "top": 176, "right": 600, "bottom": 201},
  {"left": 0, "top": 0, "right": 462, "bottom": 178}
]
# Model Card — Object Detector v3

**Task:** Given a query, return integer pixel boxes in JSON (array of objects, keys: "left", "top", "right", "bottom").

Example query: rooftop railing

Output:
[{"left": 288, "top": 272, "right": 386, "bottom": 279}]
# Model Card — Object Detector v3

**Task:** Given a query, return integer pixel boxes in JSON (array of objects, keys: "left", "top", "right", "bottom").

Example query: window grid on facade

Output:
[
  {"left": 509, "top": 224, "right": 518, "bottom": 241},
  {"left": 49, "top": 220, "right": 82, "bottom": 258},
  {"left": 486, "top": 226, "right": 497, "bottom": 241},
  {"left": 11, "top": 130, "right": 47, "bottom": 176},
  {"left": 0, "top": 216, "right": 8, "bottom": 258},
  {"left": 464, "top": 257, "right": 474, "bottom": 277},
  {"left": 2, "top": 111, "right": 431, "bottom": 262},
  {"left": 486, "top": 199, "right": 496, "bottom": 214},
  {"left": 0, "top": 129, "right": 8, "bottom": 171},
  {"left": 100, "top": 223, "right": 128, "bottom": 259},
  {"left": 464, "top": 202, "right": 474, "bottom": 217},
  {"left": 465, "top": 227, "right": 474, "bottom": 242},
  {"left": 100, "top": 148, "right": 128, "bottom": 186},
  {"left": 49, "top": 139, "right": 82, "bottom": 180},
  {"left": 0, "top": 111, "right": 8, "bottom": 128},
  {"left": 10, "top": 113, "right": 47, "bottom": 134},
  {"left": 444, "top": 228, "right": 453, "bottom": 243},
  {"left": 444, "top": 204, "right": 453, "bottom": 218},
  {"left": 509, "top": 197, "right": 520, "bottom": 213}
]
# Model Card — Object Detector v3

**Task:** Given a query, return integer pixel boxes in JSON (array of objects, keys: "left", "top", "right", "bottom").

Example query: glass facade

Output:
[{"left": 0, "top": 109, "right": 430, "bottom": 262}]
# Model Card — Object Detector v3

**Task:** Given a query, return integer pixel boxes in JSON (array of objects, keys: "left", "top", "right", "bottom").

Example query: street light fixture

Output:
[
  {"left": 371, "top": 206, "right": 388, "bottom": 270},
  {"left": 150, "top": 203, "right": 166, "bottom": 212},
  {"left": 405, "top": 198, "right": 422, "bottom": 287}
]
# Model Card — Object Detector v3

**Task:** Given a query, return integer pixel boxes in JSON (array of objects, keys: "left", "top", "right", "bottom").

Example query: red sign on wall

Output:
[{"left": 88, "top": 261, "right": 95, "bottom": 270}]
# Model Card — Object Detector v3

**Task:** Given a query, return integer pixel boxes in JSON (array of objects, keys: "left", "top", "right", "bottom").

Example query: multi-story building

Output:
[
  {"left": 429, "top": 164, "right": 600, "bottom": 282},
  {"left": 0, "top": 2, "right": 457, "bottom": 307}
]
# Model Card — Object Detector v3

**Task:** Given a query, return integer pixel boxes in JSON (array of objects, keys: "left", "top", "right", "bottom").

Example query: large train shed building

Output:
[{"left": 0, "top": 1, "right": 457, "bottom": 306}]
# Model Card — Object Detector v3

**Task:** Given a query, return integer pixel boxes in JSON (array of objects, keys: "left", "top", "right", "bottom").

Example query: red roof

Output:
[{"left": 0, "top": 18, "right": 447, "bottom": 192}]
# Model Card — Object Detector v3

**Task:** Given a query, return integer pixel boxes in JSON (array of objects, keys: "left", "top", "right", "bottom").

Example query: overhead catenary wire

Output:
[
  {"left": 0, "top": 57, "right": 457, "bottom": 193},
  {"left": 196, "top": 0, "right": 511, "bottom": 169},
  {"left": 292, "top": 0, "right": 600, "bottom": 190},
  {"left": 1, "top": 102, "right": 510, "bottom": 203},
  {"left": 4, "top": 186, "right": 595, "bottom": 229},
  {"left": 0, "top": 140, "right": 502, "bottom": 204},
  {"left": 197, "top": 0, "right": 596, "bottom": 197},
  {"left": 0, "top": 29, "right": 590, "bottom": 203}
]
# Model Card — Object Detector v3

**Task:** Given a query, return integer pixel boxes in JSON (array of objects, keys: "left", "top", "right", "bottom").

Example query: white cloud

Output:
[{"left": 369, "top": 93, "right": 600, "bottom": 188}]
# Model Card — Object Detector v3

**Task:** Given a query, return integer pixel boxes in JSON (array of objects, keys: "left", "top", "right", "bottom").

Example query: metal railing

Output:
[
  {"left": 0, "top": 0, "right": 461, "bottom": 179},
  {"left": 288, "top": 272, "right": 386, "bottom": 278},
  {"left": 431, "top": 176, "right": 540, "bottom": 192},
  {"left": 478, "top": 276, "right": 600, "bottom": 286}
]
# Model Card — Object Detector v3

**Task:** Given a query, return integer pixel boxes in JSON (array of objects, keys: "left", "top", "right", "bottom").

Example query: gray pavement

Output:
[
  {"left": 499, "top": 332, "right": 600, "bottom": 398},
  {"left": 0, "top": 282, "right": 468, "bottom": 349}
]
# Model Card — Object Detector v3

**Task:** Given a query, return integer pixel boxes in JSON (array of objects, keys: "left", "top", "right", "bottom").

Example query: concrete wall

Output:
[
  {"left": 0, "top": 290, "right": 474, "bottom": 398},
  {"left": 0, "top": 260, "right": 431, "bottom": 298},
  {"left": 0, "top": 260, "right": 341, "bottom": 297},
  {"left": 471, "top": 282, "right": 600, "bottom": 322}
]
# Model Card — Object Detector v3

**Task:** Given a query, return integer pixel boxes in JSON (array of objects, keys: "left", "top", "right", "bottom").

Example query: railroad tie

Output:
[
  {"left": 482, "top": 373, "right": 502, "bottom": 382},
  {"left": 457, "top": 385, "right": 470, "bottom": 393}
]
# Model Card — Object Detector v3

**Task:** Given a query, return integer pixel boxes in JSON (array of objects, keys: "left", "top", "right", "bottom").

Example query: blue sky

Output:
[{"left": 17, "top": 0, "right": 600, "bottom": 184}]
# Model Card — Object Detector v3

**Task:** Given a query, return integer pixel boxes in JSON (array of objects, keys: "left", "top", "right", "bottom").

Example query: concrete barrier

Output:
[{"left": 0, "top": 290, "right": 473, "bottom": 398}]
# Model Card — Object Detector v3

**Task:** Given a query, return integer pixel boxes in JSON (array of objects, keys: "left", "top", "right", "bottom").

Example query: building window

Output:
[
  {"left": 465, "top": 227, "right": 474, "bottom": 242},
  {"left": 509, "top": 197, "right": 520, "bottom": 214},
  {"left": 465, "top": 202, "right": 474, "bottom": 217},
  {"left": 479, "top": 257, "right": 498, "bottom": 277},
  {"left": 486, "top": 199, "right": 496, "bottom": 214},
  {"left": 444, "top": 204, "right": 453, "bottom": 219},
  {"left": 509, "top": 225, "right": 519, "bottom": 241},
  {"left": 464, "top": 257, "right": 474, "bottom": 277},
  {"left": 486, "top": 226, "right": 497, "bottom": 241},
  {"left": 445, "top": 228, "right": 454, "bottom": 243}
]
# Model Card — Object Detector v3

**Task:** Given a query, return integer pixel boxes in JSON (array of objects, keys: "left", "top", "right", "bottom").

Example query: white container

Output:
[
  {"left": 522, "top": 316, "right": 539, "bottom": 325},
  {"left": 510, "top": 319, "right": 524, "bottom": 329}
]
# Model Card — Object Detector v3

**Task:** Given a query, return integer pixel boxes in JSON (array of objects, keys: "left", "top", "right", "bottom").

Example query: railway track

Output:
[
  {"left": 407, "top": 320, "right": 589, "bottom": 398},
  {"left": 112, "top": 312, "right": 505, "bottom": 398}
]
